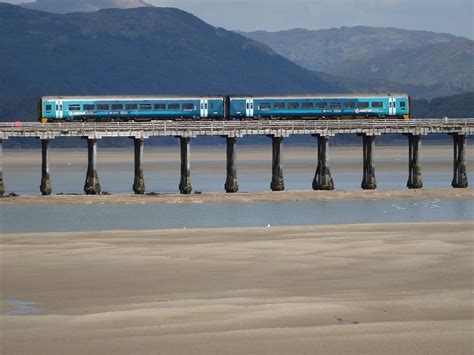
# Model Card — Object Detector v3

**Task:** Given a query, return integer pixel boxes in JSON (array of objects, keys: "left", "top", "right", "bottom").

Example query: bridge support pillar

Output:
[
  {"left": 40, "top": 139, "right": 52, "bottom": 195},
  {"left": 0, "top": 139, "right": 4, "bottom": 196},
  {"left": 224, "top": 137, "right": 239, "bottom": 193},
  {"left": 270, "top": 136, "right": 285, "bottom": 191},
  {"left": 132, "top": 138, "right": 145, "bottom": 194},
  {"left": 361, "top": 134, "right": 377, "bottom": 190},
  {"left": 312, "top": 135, "right": 334, "bottom": 190},
  {"left": 84, "top": 138, "right": 101, "bottom": 195},
  {"left": 451, "top": 134, "right": 468, "bottom": 188},
  {"left": 179, "top": 137, "right": 192, "bottom": 194},
  {"left": 406, "top": 134, "right": 423, "bottom": 189}
]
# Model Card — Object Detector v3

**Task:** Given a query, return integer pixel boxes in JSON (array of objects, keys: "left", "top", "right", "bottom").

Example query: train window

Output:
[
  {"left": 400, "top": 101, "right": 406, "bottom": 108},
  {"left": 330, "top": 103, "right": 342, "bottom": 109},
  {"left": 288, "top": 102, "right": 300, "bottom": 109},
  {"left": 302, "top": 102, "right": 314, "bottom": 109},
  {"left": 97, "top": 104, "right": 109, "bottom": 110},
  {"left": 111, "top": 104, "right": 124, "bottom": 110},
  {"left": 357, "top": 102, "right": 369, "bottom": 109},
  {"left": 69, "top": 105, "right": 81, "bottom": 111},
  {"left": 168, "top": 103, "right": 180, "bottom": 110},
  {"left": 140, "top": 104, "right": 152, "bottom": 110},
  {"left": 316, "top": 102, "right": 327, "bottom": 109},
  {"left": 154, "top": 103, "right": 166, "bottom": 110},
  {"left": 260, "top": 103, "right": 271, "bottom": 110},
  {"left": 273, "top": 102, "right": 285, "bottom": 109},
  {"left": 45, "top": 105, "right": 52, "bottom": 111},
  {"left": 182, "top": 103, "right": 194, "bottom": 110},
  {"left": 209, "top": 103, "right": 215, "bottom": 110},
  {"left": 125, "top": 104, "right": 138, "bottom": 110},
  {"left": 372, "top": 102, "right": 383, "bottom": 108},
  {"left": 344, "top": 102, "right": 356, "bottom": 109}
]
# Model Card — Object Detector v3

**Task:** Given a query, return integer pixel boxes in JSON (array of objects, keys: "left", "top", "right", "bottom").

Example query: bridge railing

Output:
[{"left": 0, "top": 118, "right": 473, "bottom": 137}]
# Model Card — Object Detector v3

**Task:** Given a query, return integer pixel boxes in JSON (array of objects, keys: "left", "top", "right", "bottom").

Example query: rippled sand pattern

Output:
[{"left": 1, "top": 222, "right": 473, "bottom": 354}]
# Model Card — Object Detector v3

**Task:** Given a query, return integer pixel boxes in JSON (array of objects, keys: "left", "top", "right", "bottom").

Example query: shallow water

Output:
[
  {"left": 3, "top": 145, "right": 469, "bottom": 195},
  {"left": 1, "top": 300, "right": 43, "bottom": 316},
  {"left": 2, "top": 169, "right": 458, "bottom": 196},
  {"left": 1, "top": 199, "right": 472, "bottom": 234}
]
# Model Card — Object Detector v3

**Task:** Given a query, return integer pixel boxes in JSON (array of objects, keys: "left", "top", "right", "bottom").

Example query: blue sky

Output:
[{"left": 7, "top": 0, "right": 474, "bottom": 38}]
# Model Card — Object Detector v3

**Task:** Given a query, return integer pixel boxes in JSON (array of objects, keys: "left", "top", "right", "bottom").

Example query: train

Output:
[{"left": 38, "top": 93, "right": 410, "bottom": 122}]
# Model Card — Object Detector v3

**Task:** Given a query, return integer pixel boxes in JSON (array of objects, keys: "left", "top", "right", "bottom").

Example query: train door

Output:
[
  {"left": 389, "top": 97, "right": 396, "bottom": 116},
  {"left": 245, "top": 98, "right": 254, "bottom": 117},
  {"left": 55, "top": 99, "right": 63, "bottom": 119},
  {"left": 200, "top": 99, "right": 208, "bottom": 118}
]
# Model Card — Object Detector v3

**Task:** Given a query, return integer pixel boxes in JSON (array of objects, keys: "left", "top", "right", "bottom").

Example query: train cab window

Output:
[
  {"left": 357, "top": 102, "right": 369, "bottom": 109},
  {"left": 330, "top": 102, "right": 342, "bottom": 109},
  {"left": 316, "top": 102, "right": 328, "bottom": 109},
  {"left": 372, "top": 102, "right": 383, "bottom": 108},
  {"left": 260, "top": 103, "right": 271, "bottom": 110},
  {"left": 168, "top": 103, "right": 180, "bottom": 110},
  {"left": 125, "top": 104, "right": 138, "bottom": 110},
  {"left": 273, "top": 102, "right": 285, "bottom": 109},
  {"left": 302, "top": 102, "right": 314, "bottom": 109},
  {"left": 97, "top": 104, "right": 109, "bottom": 110},
  {"left": 69, "top": 105, "right": 81, "bottom": 111},
  {"left": 154, "top": 104, "right": 166, "bottom": 110},
  {"left": 45, "top": 104, "right": 52, "bottom": 111},
  {"left": 182, "top": 103, "right": 194, "bottom": 110},
  {"left": 111, "top": 104, "right": 124, "bottom": 110},
  {"left": 400, "top": 101, "right": 406, "bottom": 108},
  {"left": 140, "top": 104, "right": 152, "bottom": 110},
  {"left": 288, "top": 102, "right": 300, "bottom": 109},
  {"left": 344, "top": 102, "right": 356, "bottom": 109}
]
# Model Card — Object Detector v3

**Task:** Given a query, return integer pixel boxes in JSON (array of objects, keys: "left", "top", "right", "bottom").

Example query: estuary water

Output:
[
  {"left": 1, "top": 199, "right": 473, "bottom": 234},
  {"left": 2, "top": 145, "right": 471, "bottom": 195}
]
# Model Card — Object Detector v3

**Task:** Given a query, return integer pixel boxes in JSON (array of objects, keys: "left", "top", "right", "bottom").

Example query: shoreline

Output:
[{"left": 1, "top": 188, "right": 472, "bottom": 205}]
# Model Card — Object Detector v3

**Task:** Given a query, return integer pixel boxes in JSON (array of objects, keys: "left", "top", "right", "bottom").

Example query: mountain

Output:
[
  {"left": 0, "top": 2, "right": 342, "bottom": 101},
  {"left": 242, "top": 27, "right": 473, "bottom": 98},
  {"left": 411, "top": 92, "right": 474, "bottom": 119},
  {"left": 326, "top": 39, "right": 473, "bottom": 91},
  {"left": 19, "top": 0, "right": 152, "bottom": 13}
]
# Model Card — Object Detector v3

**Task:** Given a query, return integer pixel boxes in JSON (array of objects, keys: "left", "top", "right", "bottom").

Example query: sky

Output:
[{"left": 6, "top": 0, "right": 474, "bottom": 38}]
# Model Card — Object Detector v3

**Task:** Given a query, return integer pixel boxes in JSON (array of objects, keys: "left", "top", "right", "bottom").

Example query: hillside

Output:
[
  {"left": 0, "top": 3, "right": 341, "bottom": 101},
  {"left": 243, "top": 27, "right": 473, "bottom": 98},
  {"left": 19, "top": 0, "right": 152, "bottom": 13}
]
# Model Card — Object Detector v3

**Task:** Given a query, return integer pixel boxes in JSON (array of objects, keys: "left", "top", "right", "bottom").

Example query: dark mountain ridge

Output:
[{"left": 0, "top": 2, "right": 342, "bottom": 99}]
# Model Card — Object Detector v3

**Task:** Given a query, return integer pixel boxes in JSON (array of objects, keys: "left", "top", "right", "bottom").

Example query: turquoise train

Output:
[{"left": 38, "top": 93, "right": 410, "bottom": 122}]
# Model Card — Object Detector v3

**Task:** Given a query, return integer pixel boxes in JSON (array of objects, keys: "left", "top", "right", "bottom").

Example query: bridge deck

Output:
[{"left": 0, "top": 119, "right": 472, "bottom": 140}]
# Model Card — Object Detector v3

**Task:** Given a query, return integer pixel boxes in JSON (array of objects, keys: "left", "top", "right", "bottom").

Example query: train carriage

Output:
[
  {"left": 229, "top": 94, "right": 409, "bottom": 120},
  {"left": 39, "top": 95, "right": 225, "bottom": 122}
]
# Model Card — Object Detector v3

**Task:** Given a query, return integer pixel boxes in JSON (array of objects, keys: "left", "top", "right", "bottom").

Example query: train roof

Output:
[
  {"left": 229, "top": 93, "right": 409, "bottom": 99},
  {"left": 41, "top": 93, "right": 409, "bottom": 101},
  {"left": 41, "top": 95, "right": 225, "bottom": 101}
]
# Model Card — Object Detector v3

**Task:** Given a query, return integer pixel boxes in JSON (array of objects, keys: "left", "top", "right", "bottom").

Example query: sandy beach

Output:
[
  {"left": 1, "top": 222, "right": 473, "bottom": 354},
  {"left": 1, "top": 188, "right": 473, "bottom": 205}
]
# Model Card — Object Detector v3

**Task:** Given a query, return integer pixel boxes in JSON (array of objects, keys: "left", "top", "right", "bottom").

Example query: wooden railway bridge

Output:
[{"left": 0, "top": 118, "right": 472, "bottom": 195}]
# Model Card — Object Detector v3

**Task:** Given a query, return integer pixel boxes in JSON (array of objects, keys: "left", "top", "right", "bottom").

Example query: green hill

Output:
[{"left": 0, "top": 3, "right": 341, "bottom": 101}]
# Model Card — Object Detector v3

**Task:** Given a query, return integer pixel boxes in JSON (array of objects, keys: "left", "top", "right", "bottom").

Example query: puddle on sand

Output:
[{"left": 1, "top": 299, "right": 43, "bottom": 315}]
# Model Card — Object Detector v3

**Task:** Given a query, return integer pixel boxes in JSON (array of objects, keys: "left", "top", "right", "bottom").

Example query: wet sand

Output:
[
  {"left": 1, "top": 188, "right": 473, "bottom": 205},
  {"left": 1, "top": 222, "right": 473, "bottom": 354}
]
